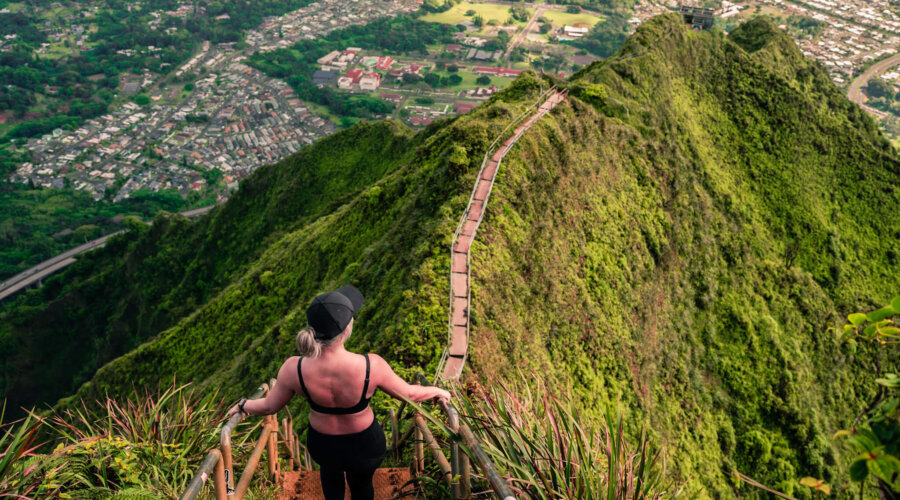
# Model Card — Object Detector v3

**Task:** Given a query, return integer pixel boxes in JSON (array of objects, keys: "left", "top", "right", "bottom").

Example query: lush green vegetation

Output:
[
  {"left": 833, "top": 298, "right": 900, "bottom": 497},
  {"left": 565, "top": 10, "right": 631, "bottom": 58},
  {"left": 3, "top": 14, "right": 899, "bottom": 499},
  {"left": 452, "top": 377, "right": 675, "bottom": 498},
  {"left": 0, "top": 183, "right": 191, "bottom": 281},
  {"left": 0, "top": 121, "right": 415, "bottom": 420},
  {"left": 0, "top": 383, "right": 277, "bottom": 499},
  {"left": 247, "top": 16, "right": 456, "bottom": 119},
  {"left": 1, "top": 374, "right": 673, "bottom": 498}
]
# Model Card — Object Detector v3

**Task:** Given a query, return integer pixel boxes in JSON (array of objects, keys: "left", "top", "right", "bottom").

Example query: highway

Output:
[
  {"left": 847, "top": 53, "right": 900, "bottom": 119},
  {"left": 0, "top": 205, "right": 216, "bottom": 302}
]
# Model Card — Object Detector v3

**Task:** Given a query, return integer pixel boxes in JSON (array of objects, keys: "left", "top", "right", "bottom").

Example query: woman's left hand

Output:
[{"left": 227, "top": 403, "right": 245, "bottom": 420}]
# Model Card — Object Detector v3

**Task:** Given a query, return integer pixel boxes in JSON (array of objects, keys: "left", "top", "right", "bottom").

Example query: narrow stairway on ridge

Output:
[
  {"left": 273, "top": 88, "right": 568, "bottom": 499},
  {"left": 438, "top": 89, "right": 567, "bottom": 381}
]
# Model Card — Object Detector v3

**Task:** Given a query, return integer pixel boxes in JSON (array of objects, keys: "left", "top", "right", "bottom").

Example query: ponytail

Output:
[{"left": 296, "top": 327, "right": 321, "bottom": 358}]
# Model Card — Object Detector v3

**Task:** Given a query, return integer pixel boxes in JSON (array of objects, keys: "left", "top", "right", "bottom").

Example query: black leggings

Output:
[{"left": 307, "top": 418, "right": 386, "bottom": 500}]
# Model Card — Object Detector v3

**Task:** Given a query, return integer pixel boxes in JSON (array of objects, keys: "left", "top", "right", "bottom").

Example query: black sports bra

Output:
[{"left": 297, "top": 354, "right": 371, "bottom": 415}]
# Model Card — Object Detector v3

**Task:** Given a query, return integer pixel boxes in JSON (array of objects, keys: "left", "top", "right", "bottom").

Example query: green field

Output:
[
  {"left": 39, "top": 41, "right": 77, "bottom": 60},
  {"left": 540, "top": 9, "right": 605, "bottom": 28},
  {"left": 429, "top": 68, "right": 516, "bottom": 90},
  {"left": 420, "top": 1, "right": 535, "bottom": 28}
]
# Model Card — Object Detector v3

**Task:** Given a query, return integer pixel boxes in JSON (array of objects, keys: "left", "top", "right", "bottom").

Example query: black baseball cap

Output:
[{"left": 306, "top": 285, "right": 364, "bottom": 339}]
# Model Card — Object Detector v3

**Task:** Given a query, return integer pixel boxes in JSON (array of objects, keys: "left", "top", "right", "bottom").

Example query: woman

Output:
[{"left": 228, "top": 285, "right": 451, "bottom": 500}]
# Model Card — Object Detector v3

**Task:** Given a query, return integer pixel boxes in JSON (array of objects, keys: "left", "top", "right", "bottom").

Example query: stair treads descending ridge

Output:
[{"left": 277, "top": 468, "right": 415, "bottom": 499}]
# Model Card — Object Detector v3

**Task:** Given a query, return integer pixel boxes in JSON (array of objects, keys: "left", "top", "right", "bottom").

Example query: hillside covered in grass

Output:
[{"left": 2, "top": 14, "right": 899, "bottom": 497}]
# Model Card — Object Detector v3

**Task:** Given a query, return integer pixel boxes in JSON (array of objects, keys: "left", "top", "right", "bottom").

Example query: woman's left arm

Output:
[{"left": 228, "top": 358, "right": 296, "bottom": 417}]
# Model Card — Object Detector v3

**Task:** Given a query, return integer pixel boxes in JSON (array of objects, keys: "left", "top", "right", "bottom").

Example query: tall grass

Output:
[
  {"left": 454, "top": 379, "right": 680, "bottom": 499},
  {"left": 0, "top": 381, "right": 276, "bottom": 499},
  {"left": 0, "top": 402, "right": 45, "bottom": 498}
]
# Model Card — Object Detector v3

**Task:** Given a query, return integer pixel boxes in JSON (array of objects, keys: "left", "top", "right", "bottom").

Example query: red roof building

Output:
[
  {"left": 376, "top": 56, "right": 394, "bottom": 69},
  {"left": 408, "top": 117, "right": 433, "bottom": 126},
  {"left": 379, "top": 92, "right": 403, "bottom": 103},
  {"left": 445, "top": 44, "right": 462, "bottom": 52},
  {"left": 346, "top": 68, "right": 364, "bottom": 83},
  {"left": 454, "top": 102, "right": 478, "bottom": 114}
]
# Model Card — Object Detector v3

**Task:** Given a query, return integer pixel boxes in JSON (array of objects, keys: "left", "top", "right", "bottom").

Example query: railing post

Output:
[
  {"left": 214, "top": 450, "right": 227, "bottom": 500},
  {"left": 221, "top": 427, "right": 234, "bottom": 497},
  {"left": 267, "top": 415, "right": 278, "bottom": 477},
  {"left": 446, "top": 405, "right": 461, "bottom": 500},
  {"left": 451, "top": 441, "right": 460, "bottom": 499},
  {"left": 390, "top": 408, "right": 398, "bottom": 460},
  {"left": 282, "top": 417, "right": 293, "bottom": 471},
  {"left": 414, "top": 421, "right": 424, "bottom": 475},
  {"left": 460, "top": 451, "right": 471, "bottom": 498},
  {"left": 221, "top": 383, "right": 268, "bottom": 499}
]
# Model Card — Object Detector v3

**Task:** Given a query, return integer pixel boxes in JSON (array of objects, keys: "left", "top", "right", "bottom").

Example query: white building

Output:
[
  {"left": 337, "top": 77, "right": 353, "bottom": 89},
  {"left": 359, "top": 73, "right": 381, "bottom": 90},
  {"left": 563, "top": 26, "right": 589, "bottom": 37}
]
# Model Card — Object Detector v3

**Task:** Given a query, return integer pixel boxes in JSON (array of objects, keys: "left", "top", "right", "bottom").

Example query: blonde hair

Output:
[{"left": 296, "top": 326, "right": 347, "bottom": 358}]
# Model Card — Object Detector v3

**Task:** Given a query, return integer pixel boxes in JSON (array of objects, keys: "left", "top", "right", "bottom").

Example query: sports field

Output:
[
  {"left": 420, "top": 1, "right": 535, "bottom": 27},
  {"left": 540, "top": 9, "right": 605, "bottom": 27}
]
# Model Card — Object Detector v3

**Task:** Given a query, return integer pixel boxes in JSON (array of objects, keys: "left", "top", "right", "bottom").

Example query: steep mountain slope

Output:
[
  {"left": 468, "top": 16, "right": 900, "bottom": 496},
  {"left": 4, "top": 14, "right": 899, "bottom": 496},
  {"left": 0, "top": 121, "right": 414, "bottom": 414}
]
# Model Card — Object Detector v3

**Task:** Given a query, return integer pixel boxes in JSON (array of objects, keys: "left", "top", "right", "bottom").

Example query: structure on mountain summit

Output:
[{"left": 679, "top": 5, "right": 715, "bottom": 30}]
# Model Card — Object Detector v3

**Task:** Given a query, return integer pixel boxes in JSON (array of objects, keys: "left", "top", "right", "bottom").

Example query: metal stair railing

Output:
[
  {"left": 181, "top": 374, "right": 515, "bottom": 499},
  {"left": 179, "top": 379, "right": 311, "bottom": 500},
  {"left": 384, "top": 373, "right": 517, "bottom": 500}
]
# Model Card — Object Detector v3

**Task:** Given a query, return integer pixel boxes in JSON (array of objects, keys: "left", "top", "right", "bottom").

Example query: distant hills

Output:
[{"left": 2, "top": 14, "right": 899, "bottom": 496}]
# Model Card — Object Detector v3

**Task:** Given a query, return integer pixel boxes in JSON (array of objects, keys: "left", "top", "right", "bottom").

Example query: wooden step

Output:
[{"left": 278, "top": 468, "right": 415, "bottom": 499}]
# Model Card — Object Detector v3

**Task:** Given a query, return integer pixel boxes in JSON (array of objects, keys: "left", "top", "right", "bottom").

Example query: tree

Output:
[
  {"left": 539, "top": 23, "right": 552, "bottom": 34},
  {"left": 447, "top": 64, "right": 459, "bottom": 73},
  {"left": 424, "top": 72, "right": 441, "bottom": 87},
  {"left": 133, "top": 94, "right": 150, "bottom": 106},
  {"left": 473, "top": 15, "right": 484, "bottom": 27},
  {"left": 566, "top": 5, "right": 580, "bottom": 13},
  {"left": 401, "top": 73, "right": 422, "bottom": 85},
  {"left": 448, "top": 74, "right": 462, "bottom": 86},
  {"left": 509, "top": 3, "right": 529, "bottom": 22},
  {"left": 414, "top": 96, "right": 434, "bottom": 105},
  {"left": 867, "top": 78, "right": 894, "bottom": 100},
  {"left": 476, "top": 75, "right": 491, "bottom": 85},
  {"left": 465, "top": 9, "right": 476, "bottom": 16}
]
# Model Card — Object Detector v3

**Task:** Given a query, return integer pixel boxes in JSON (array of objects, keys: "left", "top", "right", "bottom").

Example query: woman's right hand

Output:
[{"left": 432, "top": 388, "right": 451, "bottom": 404}]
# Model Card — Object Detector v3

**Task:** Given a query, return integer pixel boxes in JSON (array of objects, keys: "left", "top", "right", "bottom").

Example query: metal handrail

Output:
[
  {"left": 390, "top": 373, "right": 517, "bottom": 500},
  {"left": 180, "top": 379, "right": 309, "bottom": 500}
]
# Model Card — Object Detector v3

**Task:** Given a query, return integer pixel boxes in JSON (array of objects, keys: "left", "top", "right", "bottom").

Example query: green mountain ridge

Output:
[{"left": 2, "top": 14, "right": 899, "bottom": 497}]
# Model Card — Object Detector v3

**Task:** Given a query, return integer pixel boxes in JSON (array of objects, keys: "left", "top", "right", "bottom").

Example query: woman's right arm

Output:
[{"left": 371, "top": 354, "right": 451, "bottom": 403}]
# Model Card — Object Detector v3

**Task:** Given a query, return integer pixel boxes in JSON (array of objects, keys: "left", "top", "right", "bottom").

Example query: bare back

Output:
[{"left": 262, "top": 350, "right": 442, "bottom": 435}]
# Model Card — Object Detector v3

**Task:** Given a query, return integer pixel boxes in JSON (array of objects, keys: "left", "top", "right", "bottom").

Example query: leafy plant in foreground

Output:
[
  {"left": 0, "top": 404, "right": 46, "bottom": 498},
  {"left": 836, "top": 296, "right": 900, "bottom": 497}
]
